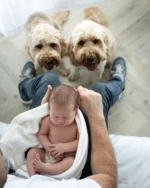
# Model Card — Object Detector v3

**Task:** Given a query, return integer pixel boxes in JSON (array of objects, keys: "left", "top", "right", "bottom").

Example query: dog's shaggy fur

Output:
[
  {"left": 25, "top": 12, "right": 70, "bottom": 76},
  {"left": 68, "top": 7, "right": 115, "bottom": 82}
]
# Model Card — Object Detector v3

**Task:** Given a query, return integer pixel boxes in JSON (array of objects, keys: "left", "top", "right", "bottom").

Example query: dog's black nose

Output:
[
  {"left": 87, "top": 56, "right": 95, "bottom": 63},
  {"left": 46, "top": 60, "right": 53, "bottom": 65}
]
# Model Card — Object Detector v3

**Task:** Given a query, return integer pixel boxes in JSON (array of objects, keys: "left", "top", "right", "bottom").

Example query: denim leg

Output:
[
  {"left": 88, "top": 77, "right": 124, "bottom": 127},
  {"left": 18, "top": 72, "right": 61, "bottom": 109}
]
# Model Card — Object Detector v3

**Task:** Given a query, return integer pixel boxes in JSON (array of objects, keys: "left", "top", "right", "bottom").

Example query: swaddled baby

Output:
[{"left": 27, "top": 85, "right": 80, "bottom": 176}]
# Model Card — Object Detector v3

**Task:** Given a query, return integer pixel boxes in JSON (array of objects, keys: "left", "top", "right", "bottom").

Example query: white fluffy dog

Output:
[
  {"left": 68, "top": 7, "right": 115, "bottom": 83},
  {"left": 25, "top": 12, "right": 70, "bottom": 76}
]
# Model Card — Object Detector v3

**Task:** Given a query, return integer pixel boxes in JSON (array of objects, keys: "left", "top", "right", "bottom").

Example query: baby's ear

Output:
[
  {"left": 25, "top": 42, "right": 31, "bottom": 57},
  {"left": 75, "top": 106, "right": 79, "bottom": 115}
]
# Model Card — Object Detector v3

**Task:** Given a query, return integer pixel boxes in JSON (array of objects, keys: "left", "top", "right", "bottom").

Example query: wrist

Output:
[
  {"left": 63, "top": 143, "right": 67, "bottom": 154},
  {"left": 88, "top": 113, "right": 105, "bottom": 125},
  {"left": 41, "top": 142, "right": 46, "bottom": 148},
  {"left": 43, "top": 143, "right": 50, "bottom": 150}
]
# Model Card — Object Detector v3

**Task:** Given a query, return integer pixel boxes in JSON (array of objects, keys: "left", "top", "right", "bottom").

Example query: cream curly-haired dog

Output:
[
  {"left": 68, "top": 7, "right": 115, "bottom": 82},
  {"left": 25, "top": 12, "right": 70, "bottom": 76}
]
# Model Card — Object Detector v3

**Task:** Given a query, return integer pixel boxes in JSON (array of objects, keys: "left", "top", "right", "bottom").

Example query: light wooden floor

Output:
[{"left": 0, "top": 0, "right": 150, "bottom": 136}]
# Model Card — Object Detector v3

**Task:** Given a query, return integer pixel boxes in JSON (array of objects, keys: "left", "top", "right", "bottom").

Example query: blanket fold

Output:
[{"left": 0, "top": 103, "right": 88, "bottom": 179}]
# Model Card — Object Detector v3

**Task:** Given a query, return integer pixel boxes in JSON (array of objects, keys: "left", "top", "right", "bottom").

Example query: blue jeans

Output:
[{"left": 18, "top": 72, "right": 124, "bottom": 178}]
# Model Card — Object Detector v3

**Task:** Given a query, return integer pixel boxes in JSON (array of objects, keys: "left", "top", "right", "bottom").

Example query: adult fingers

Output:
[
  {"left": 41, "top": 85, "right": 52, "bottom": 105},
  {"left": 77, "top": 86, "right": 86, "bottom": 96},
  {"left": 77, "top": 86, "right": 93, "bottom": 98}
]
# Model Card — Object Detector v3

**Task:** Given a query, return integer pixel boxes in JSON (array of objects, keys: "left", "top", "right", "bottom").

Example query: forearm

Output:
[
  {"left": 89, "top": 115, "right": 117, "bottom": 188},
  {"left": 38, "top": 135, "right": 51, "bottom": 148},
  {"left": 63, "top": 140, "right": 78, "bottom": 154}
]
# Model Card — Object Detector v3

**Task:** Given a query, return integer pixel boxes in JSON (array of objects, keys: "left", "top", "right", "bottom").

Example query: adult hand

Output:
[
  {"left": 77, "top": 86, "right": 104, "bottom": 120},
  {"left": 41, "top": 85, "right": 52, "bottom": 105}
]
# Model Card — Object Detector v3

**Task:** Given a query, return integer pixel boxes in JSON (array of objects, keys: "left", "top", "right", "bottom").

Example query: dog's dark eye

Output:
[
  {"left": 36, "top": 44, "right": 43, "bottom": 49},
  {"left": 50, "top": 43, "right": 56, "bottom": 48},
  {"left": 78, "top": 40, "right": 85, "bottom": 46},
  {"left": 93, "top": 39, "right": 99, "bottom": 44}
]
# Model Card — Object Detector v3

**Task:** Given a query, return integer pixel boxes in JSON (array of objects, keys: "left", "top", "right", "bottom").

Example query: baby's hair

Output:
[{"left": 48, "top": 84, "right": 80, "bottom": 110}]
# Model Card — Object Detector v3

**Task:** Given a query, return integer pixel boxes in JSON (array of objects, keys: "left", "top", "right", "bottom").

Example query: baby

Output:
[{"left": 26, "top": 85, "right": 80, "bottom": 176}]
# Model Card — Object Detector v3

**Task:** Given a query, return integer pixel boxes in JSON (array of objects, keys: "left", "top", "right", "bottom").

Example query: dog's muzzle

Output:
[
  {"left": 84, "top": 56, "right": 98, "bottom": 71},
  {"left": 39, "top": 57, "right": 59, "bottom": 70}
]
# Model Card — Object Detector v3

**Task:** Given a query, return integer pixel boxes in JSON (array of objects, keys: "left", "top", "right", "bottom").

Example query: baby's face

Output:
[{"left": 49, "top": 102, "right": 77, "bottom": 126}]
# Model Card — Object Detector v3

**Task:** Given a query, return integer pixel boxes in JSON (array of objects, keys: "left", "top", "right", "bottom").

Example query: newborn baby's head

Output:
[{"left": 48, "top": 85, "right": 80, "bottom": 126}]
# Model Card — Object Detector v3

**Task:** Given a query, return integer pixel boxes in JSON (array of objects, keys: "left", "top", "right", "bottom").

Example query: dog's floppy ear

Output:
[
  {"left": 68, "top": 37, "right": 77, "bottom": 66},
  {"left": 25, "top": 41, "right": 32, "bottom": 58},
  {"left": 60, "top": 36, "right": 67, "bottom": 58},
  {"left": 104, "top": 33, "right": 115, "bottom": 63}
]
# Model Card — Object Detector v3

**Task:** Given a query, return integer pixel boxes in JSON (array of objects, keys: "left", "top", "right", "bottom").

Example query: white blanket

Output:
[
  {"left": 1, "top": 122, "right": 150, "bottom": 187},
  {"left": 0, "top": 103, "right": 88, "bottom": 179}
]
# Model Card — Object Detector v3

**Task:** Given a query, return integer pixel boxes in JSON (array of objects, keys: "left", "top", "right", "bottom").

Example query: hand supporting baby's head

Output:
[{"left": 48, "top": 85, "right": 80, "bottom": 126}]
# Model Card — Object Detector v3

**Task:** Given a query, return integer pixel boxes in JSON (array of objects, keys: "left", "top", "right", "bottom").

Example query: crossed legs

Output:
[{"left": 27, "top": 147, "right": 74, "bottom": 176}]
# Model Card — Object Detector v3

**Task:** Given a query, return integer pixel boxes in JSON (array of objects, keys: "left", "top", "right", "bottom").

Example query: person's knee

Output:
[
  {"left": 89, "top": 82, "right": 106, "bottom": 95},
  {"left": 42, "top": 72, "right": 60, "bottom": 86}
]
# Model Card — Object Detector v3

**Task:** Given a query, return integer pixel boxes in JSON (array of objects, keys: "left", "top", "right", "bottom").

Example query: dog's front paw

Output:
[
  {"left": 61, "top": 68, "right": 70, "bottom": 77},
  {"left": 68, "top": 74, "right": 78, "bottom": 82}
]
